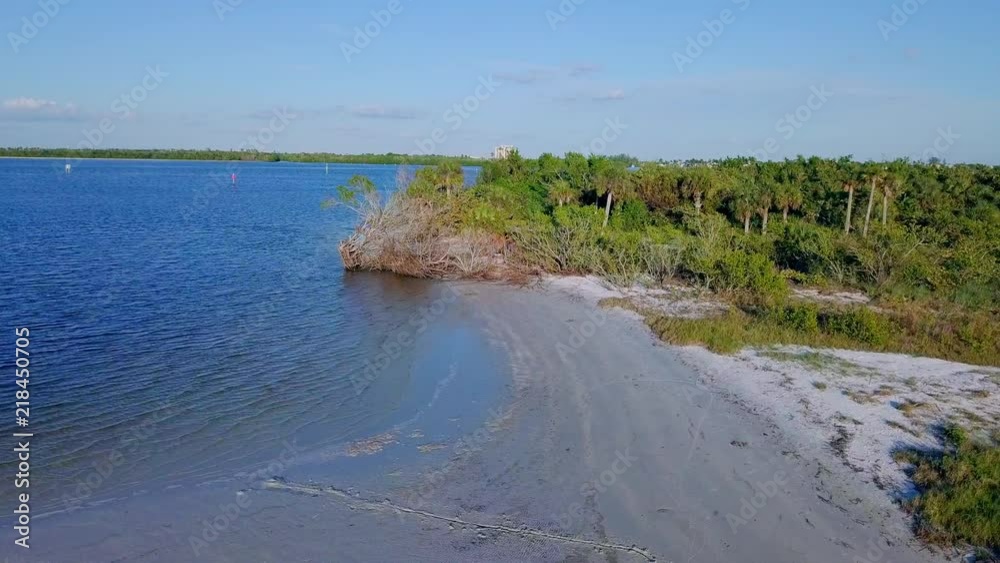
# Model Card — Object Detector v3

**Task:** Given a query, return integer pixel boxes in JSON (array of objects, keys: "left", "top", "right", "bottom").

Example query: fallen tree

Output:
[{"left": 327, "top": 175, "right": 513, "bottom": 280}]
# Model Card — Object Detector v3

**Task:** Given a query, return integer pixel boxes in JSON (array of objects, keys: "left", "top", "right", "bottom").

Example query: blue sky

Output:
[{"left": 2, "top": 0, "right": 998, "bottom": 162}]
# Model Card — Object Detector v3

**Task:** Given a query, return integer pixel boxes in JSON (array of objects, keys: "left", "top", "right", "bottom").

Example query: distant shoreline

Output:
[
  {"left": 0, "top": 151, "right": 485, "bottom": 167},
  {"left": 0, "top": 156, "right": 484, "bottom": 166}
]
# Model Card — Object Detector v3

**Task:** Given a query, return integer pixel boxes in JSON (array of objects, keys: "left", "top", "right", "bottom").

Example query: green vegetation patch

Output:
[
  {"left": 636, "top": 299, "right": 999, "bottom": 366},
  {"left": 893, "top": 426, "right": 1000, "bottom": 552},
  {"left": 759, "top": 349, "right": 874, "bottom": 378}
]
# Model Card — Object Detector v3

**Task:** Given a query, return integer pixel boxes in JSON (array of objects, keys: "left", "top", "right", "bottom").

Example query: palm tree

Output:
[
  {"left": 591, "top": 157, "right": 630, "bottom": 228},
  {"left": 861, "top": 162, "right": 883, "bottom": 238},
  {"left": 755, "top": 162, "right": 778, "bottom": 233},
  {"left": 776, "top": 161, "right": 805, "bottom": 222},
  {"left": 731, "top": 182, "right": 757, "bottom": 234},
  {"left": 882, "top": 174, "right": 899, "bottom": 226},
  {"left": 564, "top": 152, "right": 591, "bottom": 195},
  {"left": 436, "top": 161, "right": 464, "bottom": 197},
  {"left": 882, "top": 160, "right": 908, "bottom": 226},
  {"left": 839, "top": 159, "right": 861, "bottom": 234},
  {"left": 547, "top": 179, "right": 576, "bottom": 207},
  {"left": 756, "top": 187, "right": 774, "bottom": 233},
  {"left": 681, "top": 166, "right": 725, "bottom": 214},
  {"left": 536, "top": 152, "right": 564, "bottom": 184},
  {"left": 633, "top": 164, "right": 679, "bottom": 213}
]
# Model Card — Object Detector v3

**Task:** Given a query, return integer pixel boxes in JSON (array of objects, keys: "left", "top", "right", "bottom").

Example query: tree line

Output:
[
  {"left": 397, "top": 150, "right": 997, "bottom": 310},
  {"left": 477, "top": 151, "right": 997, "bottom": 248}
]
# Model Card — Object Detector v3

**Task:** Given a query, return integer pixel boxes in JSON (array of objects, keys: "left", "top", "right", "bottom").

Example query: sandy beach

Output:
[
  {"left": 384, "top": 279, "right": 954, "bottom": 562},
  {"left": 25, "top": 278, "right": 979, "bottom": 562}
]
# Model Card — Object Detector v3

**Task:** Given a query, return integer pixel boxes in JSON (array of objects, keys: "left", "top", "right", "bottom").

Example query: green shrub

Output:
[
  {"left": 680, "top": 215, "right": 734, "bottom": 289},
  {"left": 775, "top": 222, "right": 835, "bottom": 276},
  {"left": 644, "top": 240, "right": 685, "bottom": 282},
  {"left": 896, "top": 425, "right": 1000, "bottom": 550},
  {"left": 782, "top": 269, "right": 829, "bottom": 287},
  {"left": 716, "top": 251, "right": 788, "bottom": 300},
  {"left": 768, "top": 303, "right": 820, "bottom": 333},
  {"left": 610, "top": 199, "right": 652, "bottom": 231},
  {"left": 597, "top": 229, "right": 648, "bottom": 284},
  {"left": 551, "top": 205, "right": 603, "bottom": 272},
  {"left": 952, "top": 282, "right": 996, "bottom": 309},
  {"left": 845, "top": 225, "right": 923, "bottom": 291},
  {"left": 821, "top": 307, "right": 891, "bottom": 346},
  {"left": 468, "top": 179, "right": 547, "bottom": 219}
]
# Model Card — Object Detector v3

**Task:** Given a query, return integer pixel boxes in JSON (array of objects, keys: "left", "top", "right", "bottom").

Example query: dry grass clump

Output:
[{"left": 337, "top": 191, "right": 513, "bottom": 280}]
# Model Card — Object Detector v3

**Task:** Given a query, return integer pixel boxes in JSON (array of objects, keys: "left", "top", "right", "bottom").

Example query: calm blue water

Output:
[{"left": 0, "top": 159, "right": 501, "bottom": 520}]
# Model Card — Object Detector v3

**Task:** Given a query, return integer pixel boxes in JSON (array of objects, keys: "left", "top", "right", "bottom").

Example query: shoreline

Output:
[
  {"left": 369, "top": 278, "right": 954, "bottom": 562},
  {"left": 19, "top": 275, "right": 978, "bottom": 561}
]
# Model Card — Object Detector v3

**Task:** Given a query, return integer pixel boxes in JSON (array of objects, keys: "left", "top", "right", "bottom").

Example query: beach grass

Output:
[
  {"left": 602, "top": 298, "right": 1000, "bottom": 367},
  {"left": 893, "top": 426, "right": 1000, "bottom": 553}
]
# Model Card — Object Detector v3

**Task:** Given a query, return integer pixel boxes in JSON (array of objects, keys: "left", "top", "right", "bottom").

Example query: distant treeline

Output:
[{"left": 0, "top": 147, "right": 485, "bottom": 166}]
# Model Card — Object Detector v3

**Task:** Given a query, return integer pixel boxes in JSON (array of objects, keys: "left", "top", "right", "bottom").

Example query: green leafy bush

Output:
[
  {"left": 610, "top": 199, "right": 652, "bottom": 231},
  {"left": 821, "top": 306, "right": 891, "bottom": 346},
  {"left": 597, "top": 230, "right": 648, "bottom": 284},
  {"left": 768, "top": 303, "right": 820, "bottom": 333},
  {"left": 551, "top": 205, "right": 603, "bottom": 272},
  {"left": 775, "top": 222, "right": 835, "bottom": 276},
  {"left": 844, "top": 225, "right": 923, "bottom": 291},
  {"left": 716, "top": 251, "right": 788, "bottom": 300},
  {"left": 679, "top": 214, "right": 734, "bottom": 288}
]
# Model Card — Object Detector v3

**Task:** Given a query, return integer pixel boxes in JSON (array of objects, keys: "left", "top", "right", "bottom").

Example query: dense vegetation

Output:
[
  {"left": 475, "top": 152, "right": 998, "bottom": 308},
  {"left": 0, "top": 147, "right": 484, "bottom": 166},
  {"left": 332, "top": 151, "right": 999, "bottom": 366}
]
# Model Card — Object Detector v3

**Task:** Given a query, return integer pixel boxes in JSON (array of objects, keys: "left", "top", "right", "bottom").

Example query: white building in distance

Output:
[{"left": 492, "top": 145, "right": 516, "bottom": 159}]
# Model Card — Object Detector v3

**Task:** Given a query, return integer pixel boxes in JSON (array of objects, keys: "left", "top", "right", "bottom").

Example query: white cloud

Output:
[
  {"left": 350, "top": 105, "right": 425, "bottom": 120},
  {"left": 495, "top": 68, "right": 554, "bottom": 85},
  {"left": 3, "top": 97, "right": 58, "bottom": 111},
  {"left": 0, "top": 97, "right": 81, "bottom": 121},
  {"left": 594, "top": 89, "right": 625, "bottom": 101},
  {"left": 568, "top": 63, "right": 602, "bottom": 77}
]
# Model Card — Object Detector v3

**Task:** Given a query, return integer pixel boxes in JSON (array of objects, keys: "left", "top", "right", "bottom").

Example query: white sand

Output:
[
  {"left": 683, "top": 345, "right": 999, "bottom": 494},
  {"left": 545, "top": 275, "right": 1000, "bottom": 517}
]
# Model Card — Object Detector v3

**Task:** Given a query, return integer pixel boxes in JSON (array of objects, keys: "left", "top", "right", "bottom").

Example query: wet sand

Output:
[{"left": 23, "top": 280, "right": 949, "bottom": 562}]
